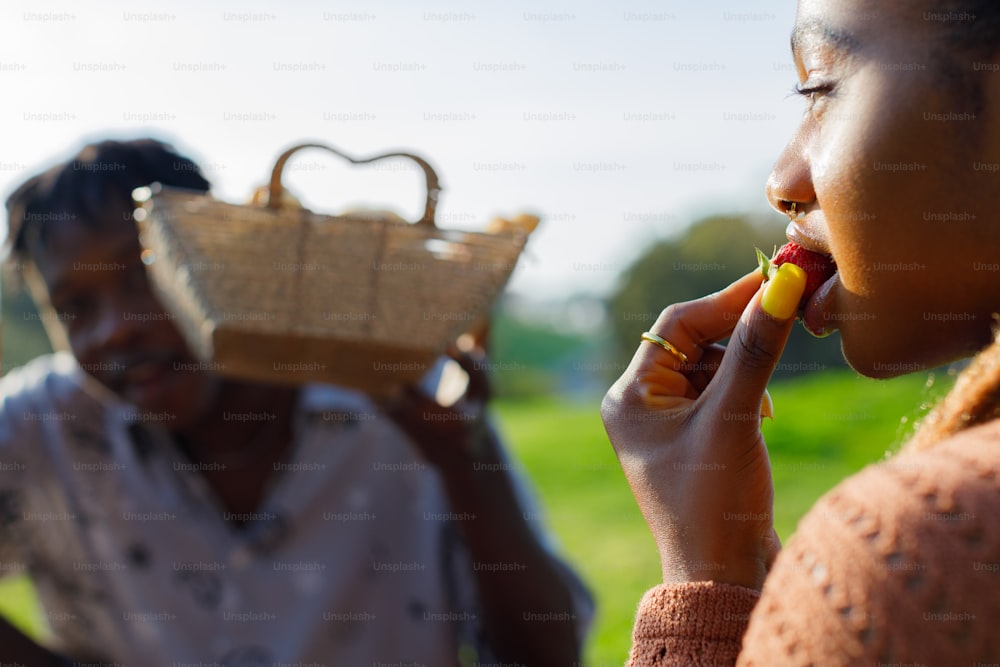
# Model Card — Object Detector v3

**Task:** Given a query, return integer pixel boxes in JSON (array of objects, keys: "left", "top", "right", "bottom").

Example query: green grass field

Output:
[{"left": 0, "top": 368, "right": 953, "bottom": 666}]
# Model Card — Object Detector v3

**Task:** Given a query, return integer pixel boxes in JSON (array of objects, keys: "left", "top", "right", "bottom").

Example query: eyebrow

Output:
[{"left": 790, "top": 18, "right": 859, "bottom": 57}]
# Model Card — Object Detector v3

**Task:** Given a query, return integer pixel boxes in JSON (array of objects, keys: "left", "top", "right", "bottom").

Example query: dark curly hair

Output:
[{"left": 4, "top": 138, "right": 210, "bottom": 264}]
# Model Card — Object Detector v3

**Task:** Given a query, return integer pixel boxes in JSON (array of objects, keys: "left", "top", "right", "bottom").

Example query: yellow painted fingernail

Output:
[{"left": 761, "top": 263, "right": 807, "bottom": 320}]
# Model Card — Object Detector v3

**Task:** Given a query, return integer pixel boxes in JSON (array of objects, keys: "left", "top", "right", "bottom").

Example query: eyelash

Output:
[{"left": 793, "top": 82, "right": 833, "bottom": 107}]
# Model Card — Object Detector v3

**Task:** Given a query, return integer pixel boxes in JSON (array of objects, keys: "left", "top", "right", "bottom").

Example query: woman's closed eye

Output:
[{"left": 793, "top": 81, "right": 835, "bottom": 112}]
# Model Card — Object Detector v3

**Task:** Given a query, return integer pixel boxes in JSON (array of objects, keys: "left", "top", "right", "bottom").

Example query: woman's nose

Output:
[{"left": 766, "top": 125, "right": 815, "bottom": 216}]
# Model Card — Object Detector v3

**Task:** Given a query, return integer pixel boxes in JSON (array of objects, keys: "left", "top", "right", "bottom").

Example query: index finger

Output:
[{"left": 646, "top": 270, "right": 765, "bottom": 366}]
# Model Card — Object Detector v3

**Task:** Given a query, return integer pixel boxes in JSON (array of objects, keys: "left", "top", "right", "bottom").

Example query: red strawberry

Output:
[{"left": 756, "top": 242, "right": 836, "bottom": 310}]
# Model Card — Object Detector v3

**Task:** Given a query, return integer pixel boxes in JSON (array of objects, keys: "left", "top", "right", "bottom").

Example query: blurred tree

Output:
[
  {"left": 488, "top": 299, "right": 601, "bottom": 400},
  {"left": 605, "top": 213, "right": 847, "bottom": 382}
]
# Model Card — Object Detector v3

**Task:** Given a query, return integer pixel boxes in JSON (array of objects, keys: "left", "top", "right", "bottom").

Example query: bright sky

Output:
[{"left": 0, "top": 0, "right": 803, "bottom": 301}]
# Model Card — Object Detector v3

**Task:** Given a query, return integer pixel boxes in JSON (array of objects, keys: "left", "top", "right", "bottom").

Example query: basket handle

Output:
[{"left": 268, "top": 142, "right": 441, "bottom": 227}]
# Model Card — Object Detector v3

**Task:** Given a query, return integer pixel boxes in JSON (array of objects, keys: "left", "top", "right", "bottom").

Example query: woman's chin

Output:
[
  {"left": 845, "top": 357, "right": 913, "bottom": 380},
  {"left": 841, "top": 337, "right": 963, "bottom": 380},
  {"left": 839, "top": 335, "right": 929, "bottom": 380}
]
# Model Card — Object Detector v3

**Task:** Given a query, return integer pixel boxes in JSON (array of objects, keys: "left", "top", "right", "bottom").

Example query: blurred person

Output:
[
  {"left": 602, "top": 1, "right": 1000, "bottom": 664},
  {"left": 0, "top": 138, "right": 592, "bottom": 666}
]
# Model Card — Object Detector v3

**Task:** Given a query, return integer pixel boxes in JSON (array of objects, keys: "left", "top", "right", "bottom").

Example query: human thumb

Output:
[{"left": 705, "top": 263, "right": 806, "bottom": 424}]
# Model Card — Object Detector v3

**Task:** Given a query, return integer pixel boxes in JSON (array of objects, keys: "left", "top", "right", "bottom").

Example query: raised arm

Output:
[
  {"left": 382, "top": 349, "right": 590, "bottom": 666},
  {"left": 602, "top": 268, "right": 805, "bottom": 665}
]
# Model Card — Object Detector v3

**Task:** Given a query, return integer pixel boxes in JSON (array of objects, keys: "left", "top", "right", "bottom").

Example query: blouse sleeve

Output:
[
  {"left": 627, "top": 582, "right": 759, "bottom": 667},
  {"left": 737, "top": 425, "right": 1000, "bottom": 665},
  {"left": 627, "top": 420, "right": 1000, "bottom": 667}
]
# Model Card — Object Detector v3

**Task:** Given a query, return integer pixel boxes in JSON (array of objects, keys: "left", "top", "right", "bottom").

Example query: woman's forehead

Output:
[
  {"left": 795, "top": 0, "right": 970, "bottom": 41},
  {"left": 791, "top": 0, "right": 971, "bottom": 68}
]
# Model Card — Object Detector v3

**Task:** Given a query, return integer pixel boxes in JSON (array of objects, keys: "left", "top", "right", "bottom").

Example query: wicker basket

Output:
[{"left": 132, "top": 142, "right": 530, "bottom": 395}]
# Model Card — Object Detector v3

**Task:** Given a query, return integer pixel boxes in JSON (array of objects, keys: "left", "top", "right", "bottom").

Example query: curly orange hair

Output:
[{"left": 905, "top": 329, "right": 1000, "bottom": 452}]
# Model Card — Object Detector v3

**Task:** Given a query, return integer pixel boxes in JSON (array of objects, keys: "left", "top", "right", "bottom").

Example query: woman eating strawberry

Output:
[{"left": 602, "top": 1, "right": 1000, "bottom": 664}]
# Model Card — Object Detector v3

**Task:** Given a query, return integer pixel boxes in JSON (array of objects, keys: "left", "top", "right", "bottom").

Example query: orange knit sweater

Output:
[{"left": 627, "top": 419, "right": 1000, "bottom": 666}]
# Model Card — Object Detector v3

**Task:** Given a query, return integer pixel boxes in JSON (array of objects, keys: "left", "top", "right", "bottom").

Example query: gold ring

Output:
[{"left": 640, "top": 332, "right": 689, "bottom": 364}]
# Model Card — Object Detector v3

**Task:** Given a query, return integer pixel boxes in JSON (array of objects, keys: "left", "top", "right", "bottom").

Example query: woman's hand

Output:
[
  {"left": 379, "top": 344, "right": 494, "bottom": 469},
  {"left": 602, "top": 267, "right": 805, "bottom": 591}
]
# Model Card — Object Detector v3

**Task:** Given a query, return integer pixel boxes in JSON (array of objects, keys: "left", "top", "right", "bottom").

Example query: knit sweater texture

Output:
[{"left": 627, "top": 419, "right": 1000, "bottom": 666}]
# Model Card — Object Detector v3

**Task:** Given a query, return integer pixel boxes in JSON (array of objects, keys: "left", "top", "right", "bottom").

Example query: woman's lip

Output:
[
  {"left": 802, "top": 271, "right": 839, "bottom": 337},
  {"left": 785, "top": 221, "right": 831, "bottom": 257}
]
